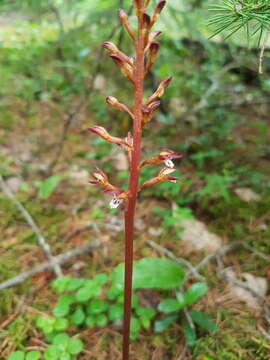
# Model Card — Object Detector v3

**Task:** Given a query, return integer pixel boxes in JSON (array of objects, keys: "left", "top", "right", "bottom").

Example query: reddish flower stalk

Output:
[{"left": 88, "top": 0, "right": 182, "bottom": 358}]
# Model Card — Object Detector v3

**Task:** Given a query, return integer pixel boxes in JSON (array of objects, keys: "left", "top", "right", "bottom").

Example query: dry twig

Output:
[
  {"left": 0, "top": 240, "right": 101, "bottom": 291},
  {"left": 0, "top": 175, "right": 62, "bottom": 277}
]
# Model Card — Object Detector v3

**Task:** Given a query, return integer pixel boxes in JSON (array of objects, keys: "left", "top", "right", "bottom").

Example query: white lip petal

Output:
[
  {"left": 170, "top": 179, "right": 177, "bottom": 183},
  {"left": 164, "top": 159, "right": 174, "bottom": 168},
  {"left": 109, "top": 197, "right": 122, "bottom": 209}
]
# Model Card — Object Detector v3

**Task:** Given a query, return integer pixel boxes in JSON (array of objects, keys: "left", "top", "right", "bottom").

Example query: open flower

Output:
[
  {"left": 140, "top": 149, "right": 182, "bottom": 168},
  {"left": 104, "top": 188, "right": 129, "bottom": 209},
  {"left": 139, "top": 167, "right": 178, "bottom": 190},
  {"left": 90, "top": 169, "right": 129, "bottom": 209}
]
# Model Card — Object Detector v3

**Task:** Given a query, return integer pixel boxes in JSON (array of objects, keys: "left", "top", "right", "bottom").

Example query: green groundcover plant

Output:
[{"left": 8, "top": 258, "right": 218, "bottom": 360}]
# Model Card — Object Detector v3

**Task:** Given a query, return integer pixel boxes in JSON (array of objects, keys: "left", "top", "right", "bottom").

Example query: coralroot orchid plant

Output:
[{"left": 88, "top": 0, "right": 181, "bottom": 358}]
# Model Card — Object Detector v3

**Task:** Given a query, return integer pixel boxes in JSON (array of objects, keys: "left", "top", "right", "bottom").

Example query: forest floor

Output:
[{"left": 1, "top": 85, "right": 270, "bottom": 360}]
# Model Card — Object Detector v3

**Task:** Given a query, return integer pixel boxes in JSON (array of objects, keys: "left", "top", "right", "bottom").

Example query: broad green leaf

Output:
[
  {"left": 67, "top": 338, "right": 84, "bottom": 355},
  {"left": 136, "top": 307, "right": 155, "bottom": 329},
  {"left": 95, "top": 314, "right": 108, "bottom": 327},
  {"left": 107, "top": 286, "right": 122, "bottom": 300},
  {"left": 182, "top": 323, "right": 197, "bottom": 346},
  {"left": 75, "top": 283, "right": 101, "bottom": 302},
  {"left": 44, "top": 345, "right": 59, "bottom": 360},
  {"left": 51, "top": 277, "right": 72, "bottom": 293},
  {"left": 184, "top": 283, "right": 208, "bottom": 305},
  {"left": 93, "top": 273, "right": 108, "bottom": 286},
  {"left": 108, "top": 304, "right": 123, "bottom": 322},
  {"left": 176, "top": 292, "right": 186, "bottom": 308},
  {"left": 136, "top": 307, "right": 155, "bottom": 319},
  {"left": 45, "top": 331, "right": 58, "bottom": 344},
  {"left": 53, "top": 333, "right": 70, "bottom": 350},
  {"left": 86, "top": 299, "right": 109, "bottom": 315},
  {"left": 190, "top": 311, "right": 219, "bottom": 332},
  {"left": 37, "top": 174, "right": 61, "bottom": 199},
  {"left": 53, "top": 295, "right": 75, "bottom": 317},
  {"left": 59, "top": 355, "right": 71, "bottom": 360},
  {"left": 111, "top": 258, "right": 185, "bottom": 290},
  {"left": 85, "top": 316, "right": 95, "bottom": 328},
  {"left": 54, "top": 318, "right": 69, "bottom": 331},
  {"left": 70, "top": 306, "right": 85, "bottom": 326},
  {"left": 158, "top": 299, "right": 183, "bottom": 313},
  {"left": 8, "top": 352, "right": 25, "bottom": 360},
  {"left": 130, "top": 317, "right": 141, "bottom": 340},
  {"left": 154, "top": 314, "right": 178, "bottom": 332},
  {"left": 66, "top": 278, "right": 85, "bottom": 291},
  {"left": 36, "top": 316, "right": 55, "bottom": 333},
  {"left": 25, "top": 351, "right": 40, "bottom": 360}
]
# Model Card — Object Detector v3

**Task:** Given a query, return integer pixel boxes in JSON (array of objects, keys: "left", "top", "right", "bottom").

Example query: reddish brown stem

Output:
[{"left": 122, "top": 4, "right": 145, "bottom": 360}]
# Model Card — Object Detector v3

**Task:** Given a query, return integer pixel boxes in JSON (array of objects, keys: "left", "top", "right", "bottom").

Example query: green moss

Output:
[{"left": 192, "top": 308, "right": 269, "bottom": 360}]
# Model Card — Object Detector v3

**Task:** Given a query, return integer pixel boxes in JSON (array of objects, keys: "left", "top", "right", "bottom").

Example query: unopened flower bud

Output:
[
  {"left": 145, "top": 42, "right": 160, "bottom": 73},
  {"left": 147, "top": 77, "right": 172, "bottom": 104},
  {"left": 143, "top": 13, "right": 151, "bottom": 29},
  {"left": 103, "top": 41, "right": 119, "bottom": 53},
  {"left": 151, "top": 0, "right": 166, "bottom": 26},
  {"left": 88, "top": 125, "right": 132, "bottom": 150},
  {"left": 106, "top": 96, "right": 134, "bottom": 119},
  {"left": 106, "top": 96, "right": 118, "bottom": 106},
  {"left": 142, "top": 13, "right": 151, "bottom": 47},
  {"left": 133, "top": 0, "right": 140, "bottom": 15},
  {"left": 88, "top": 125, "right": 110, "bottom": 140},
  {"left": 110, "top": 54, "right": 134, "bottom": 83},
  {"left": 119, "top": 9, "right": 135, "bottom": 40},
  {"left": 142, "top": 100, "right": 161, "bottom": 126},
  {"left": 103, "top": 42, "right": 133, "bottom": 66}
]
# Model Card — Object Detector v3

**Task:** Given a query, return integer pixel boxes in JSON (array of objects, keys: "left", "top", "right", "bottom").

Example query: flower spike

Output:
[
  {"left": 140, "top": 149, "right": 182, "bottom": 168},
  {"left": 88, "top": 126, "right": 133, "bottom": 151}
]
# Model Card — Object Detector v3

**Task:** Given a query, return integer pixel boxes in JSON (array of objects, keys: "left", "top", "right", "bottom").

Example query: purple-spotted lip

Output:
[{"left": 168, "top": 176, "right": 178, "bottom": 181}]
